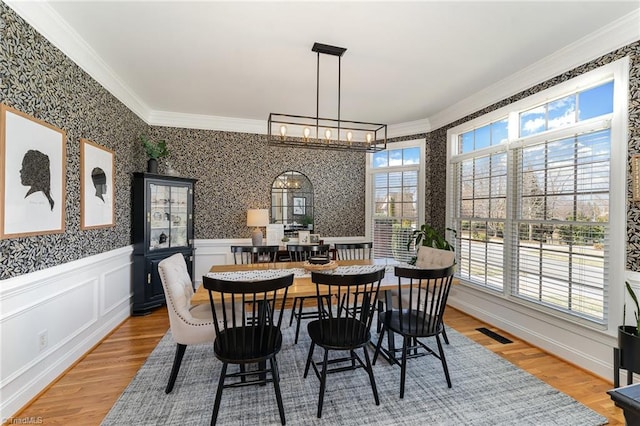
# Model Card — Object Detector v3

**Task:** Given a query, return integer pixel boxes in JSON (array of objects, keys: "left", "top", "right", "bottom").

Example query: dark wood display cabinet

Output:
[{"left": 132, "top": 172, "right": 197, "bottom": 315}]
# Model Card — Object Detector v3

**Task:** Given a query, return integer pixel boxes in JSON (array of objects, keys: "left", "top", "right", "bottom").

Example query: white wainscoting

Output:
[
  {"left": 0, "top": 246, "right": 133, "bottom": 420},
  {"left": 447, "top": 270, "right": 640, "bottom": 383}
]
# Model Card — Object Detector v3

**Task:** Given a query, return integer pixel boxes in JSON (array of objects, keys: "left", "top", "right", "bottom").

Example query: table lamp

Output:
[{"left": 247, "top": 209, "right": 269, "bottom": 246}]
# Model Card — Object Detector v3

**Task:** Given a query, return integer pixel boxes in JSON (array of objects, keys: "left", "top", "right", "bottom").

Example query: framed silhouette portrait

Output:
[
  {"left": 81, "top": 139, "right": 115, "bottom": 229},
  {"left": 1, "top": 104, "right": 66, "bottom": 239}
]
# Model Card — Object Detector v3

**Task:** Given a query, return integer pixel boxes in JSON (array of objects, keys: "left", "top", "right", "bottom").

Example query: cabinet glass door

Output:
[{"left": 149, "top": 183, "right": 190, "bottom": 250}]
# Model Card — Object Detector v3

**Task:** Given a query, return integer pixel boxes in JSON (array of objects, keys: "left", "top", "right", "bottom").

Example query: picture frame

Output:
[
  {"left": 293, "top": 196, "right": 306, "bottom": 215},
  {"left": 310, "top": 233, "right": 320, "bottom": 244},
  {"left": 1, "top": 104, "right": 66, "bottom": 239},
  {"left": 633, "top": 154, "right": 640, "bottom": 202},
  {"left": 298, "top": 230, "right": 310, "bottom": 245},
  {"left": 81, "top": 138, "right": 115, "bottom": 229}
]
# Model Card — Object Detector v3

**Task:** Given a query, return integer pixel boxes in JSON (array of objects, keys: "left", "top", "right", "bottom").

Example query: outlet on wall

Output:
[{"left": 38, "top": 329, "right": 48, "bottom": 352}]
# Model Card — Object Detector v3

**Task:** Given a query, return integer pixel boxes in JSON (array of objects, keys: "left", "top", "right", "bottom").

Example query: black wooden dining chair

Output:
[
  {"left": 334, "top": 242, "right": 374, "bottom": 316},
  {"left": 334, "top": 242, "right": 373, "bottom": 261},
  {"left": 286, "top": 244, "right": 331, "bottom": 344},
  {"left": 373, "top": 265, "right": 455, "bottom": 398},
  {"left": 202, "top": 272, "right": 294, "bottom": 425},
  {"left": 230, "top": 245, "right": 279, "bottom": 265},
  {"left": 286, "top": 244, "right": 331, "bottom": 261},
  {"left": 304, "top": 268, "right": 385, "bottom": 418}
]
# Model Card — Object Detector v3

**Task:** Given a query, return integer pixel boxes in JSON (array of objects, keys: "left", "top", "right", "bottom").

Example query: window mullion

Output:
[{"left": 504, "top": 148, "right": 517, "bottom": 298}]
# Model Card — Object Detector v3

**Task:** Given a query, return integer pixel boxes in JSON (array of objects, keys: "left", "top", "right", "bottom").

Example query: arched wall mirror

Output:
[{"left": 271, "top": 171, "right": 313, "bottom": 236}]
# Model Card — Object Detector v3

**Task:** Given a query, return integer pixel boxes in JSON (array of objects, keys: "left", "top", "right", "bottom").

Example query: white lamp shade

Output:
[{"left": 247, "top": 209, "right": 269, "bottom": 227}]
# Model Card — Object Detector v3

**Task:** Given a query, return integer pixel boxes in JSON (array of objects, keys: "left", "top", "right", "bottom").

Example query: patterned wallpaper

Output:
[
  {"left": 142, "top": 126, "right": 366, "bottom": 240},
  {"left": 0, "top": 4, "right": 365, "bottom": 279},
  {"left": 1, "top": 2, "right": 638, "bottom": 279},
  {"left": 0, "top": 5, "right": 148, "bottom": 279}
]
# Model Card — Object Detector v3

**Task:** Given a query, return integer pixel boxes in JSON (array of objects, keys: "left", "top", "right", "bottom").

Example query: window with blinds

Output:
[
  {"left": 369, "top": 143, "right": 423, "bottom": 265},
  {"left": 449, "top": 78, "right": 615, "bottom": 323}
]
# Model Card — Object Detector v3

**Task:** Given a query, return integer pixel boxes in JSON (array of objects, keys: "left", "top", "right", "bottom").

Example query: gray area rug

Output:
[{"left": 102, "top": 318, "right": 607, "bottom": 425}]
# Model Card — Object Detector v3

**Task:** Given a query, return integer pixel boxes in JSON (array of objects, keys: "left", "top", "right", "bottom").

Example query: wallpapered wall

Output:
[
  {"left": 0, "top": 4, "right": 366, "bottom": 279},
  {"left": 427, "top": 40, "right": 640, "bottom": 271},
  {"left": 0, "top": 5, "right": 148, "bottom": 279},
  {"left": 141, "top": 126, "right": 366, "bottom": 240}
]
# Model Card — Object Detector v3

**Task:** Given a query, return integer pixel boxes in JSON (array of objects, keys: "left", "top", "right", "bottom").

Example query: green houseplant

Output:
[
  {"left": 140, "top": 135, "right": 168, "bottom": 173},
  {"left": 625, "top": 281, "right": 640, "bottom": 335},
  {"left": 615, "top": 281, "right": 640, "bottom": 387}
]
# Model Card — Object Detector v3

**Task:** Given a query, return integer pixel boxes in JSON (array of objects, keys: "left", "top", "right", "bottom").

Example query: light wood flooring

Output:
[{"left": 9, "top": 306, "right": 624, "bottom": 425}]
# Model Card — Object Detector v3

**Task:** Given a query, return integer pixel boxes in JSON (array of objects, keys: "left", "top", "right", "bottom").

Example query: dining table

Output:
[{"left": 193, "top": 259, "right": 385, "bottom": 304}]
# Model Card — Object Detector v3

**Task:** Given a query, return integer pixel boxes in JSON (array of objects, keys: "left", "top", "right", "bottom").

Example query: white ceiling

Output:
[{"left": 6, "top": 1, "right": 640, "bottom": 136}]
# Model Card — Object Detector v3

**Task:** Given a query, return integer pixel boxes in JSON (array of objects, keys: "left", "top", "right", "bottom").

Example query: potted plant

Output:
[
  {"left": 301, "top": 215, "right": 313, "bottom": 230},
  {"left": 616, "top": 281, "right": 640, "bottom": 386},
  {"left": 406, "top": 223, "right": 456, "bottom": 265},
  {"left": 140, "top": 135, "right": 168, "bottom": 173}
]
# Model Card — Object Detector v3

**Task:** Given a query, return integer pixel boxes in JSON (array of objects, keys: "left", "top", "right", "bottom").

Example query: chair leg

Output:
[
  {"left": 363, "top": 346, "right": 379, "bottom": 406},
  {"left": 372, "top": 326, "right": 386, "bottom": 365},
  {"left": 211, "top": 362, "right": 228, "bottom": 426},
  {"left": 400, "top": 337, "right": 408, "bottom": 399},
  {"left": 289, "top": 297, "right": 298, "bottom": 326},
  {"left": 376, "top": 300, "right": 383, "bottom": 333},
  {"left": 270, "top": 357, "right": 286, "bottom": 425},
  {"left": 317, "top": 349, "right": 330, "bottom": 418},
  {"left": 436, "top": 335, "right": 452, "bottom": 388},
  {"left": 165, "top": 343, "right": 187, "bottom": 394},
  {"left": 294, "top": 297, "right": 305, "bottom": 344},
  {"left": 240, "top": 364, "right": 246, "bottom": 383},
  {"left": 442, "top": 323, "right": 450, "bottom": 345},
  {"left": 304, "top": 342, "right": 315, "bottom": 378}
]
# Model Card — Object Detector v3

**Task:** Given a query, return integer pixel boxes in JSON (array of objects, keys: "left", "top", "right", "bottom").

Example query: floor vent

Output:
[{"left": 476, "top": 327, "right": 513, "bottom": 344}]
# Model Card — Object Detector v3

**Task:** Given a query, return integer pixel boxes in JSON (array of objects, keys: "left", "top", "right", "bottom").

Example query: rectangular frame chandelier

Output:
[{"left": 268, "top": 42, "right": 387, "bottom": 153}]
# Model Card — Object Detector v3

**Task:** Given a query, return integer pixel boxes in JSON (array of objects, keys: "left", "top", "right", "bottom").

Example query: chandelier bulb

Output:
[
  {"left": 366, "top": 133, "right": 373, "bottom": 144},
  {"left": 303, "top": 127, "right": 311, "bottom": 140},
  {"left": 279, "top": 125, "right": 287, "bottom": 138},
  {"left": 346, "top": 131, "right": 353, "bottom": 142},
  {"left": 325, "top": 129, "right": 332, "bottom": 140}
]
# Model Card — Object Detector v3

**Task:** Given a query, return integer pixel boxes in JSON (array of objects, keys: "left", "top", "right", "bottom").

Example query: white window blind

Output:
[
  {"left": 454, "top": 150, "right": 508, "bottom": 291},
  {"left": 511, "top": 129, "right": 610, "bottom": 320},
  {"left": 369, "top": 143, "right": 423, "bottom": 265},
  {"left": 449, "top": 72, "right": 618, "bottom": 325}
]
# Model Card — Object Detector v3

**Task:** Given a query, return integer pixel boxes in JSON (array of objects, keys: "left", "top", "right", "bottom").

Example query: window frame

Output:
[
  {"left": 446, "top": 58, "right": 628, "bottom": 331},
  {"left": 365, "top": 138, "right": 426, "bottom": 263}
]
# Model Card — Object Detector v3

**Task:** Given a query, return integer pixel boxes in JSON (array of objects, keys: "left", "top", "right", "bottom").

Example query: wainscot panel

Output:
[{"left": 0, "top": 247, "right": 133, "bottom": 420}]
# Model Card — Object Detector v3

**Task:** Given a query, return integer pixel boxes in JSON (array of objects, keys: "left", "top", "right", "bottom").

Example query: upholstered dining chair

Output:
[
  {"left": 230, "top": 245, "right": 279, "bottom": 265},
  {"left": 157, "top": 253, "right": 216, "bottom": 394},
  {"left": 373, "top": 264, "right": 456, "bottom": 398},
  {"left": 202, "top": 272, "right": 294, "bottom": 425},
  {"left": 304, "top": 268, "right": 386, "bottom": 418},
  {"left": 286, "top": 244, "right": 331, "bottom": 344}
]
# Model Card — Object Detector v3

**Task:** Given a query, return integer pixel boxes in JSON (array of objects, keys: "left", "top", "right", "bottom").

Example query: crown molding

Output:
[
  {"left": 5, "top": 1, "right": 151, "bottom": 122},
  {"left": 147, "top": 111, "right": 266, "bottom": 134},
  {"left": 6, "top": 2, "right": 639, "bottom": 136},
  {"left": 387, "top": 118, "right": 431, "bottom": 139},
  {"left": 428, "top": 8, "right": 640, "bottom": 131}
]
